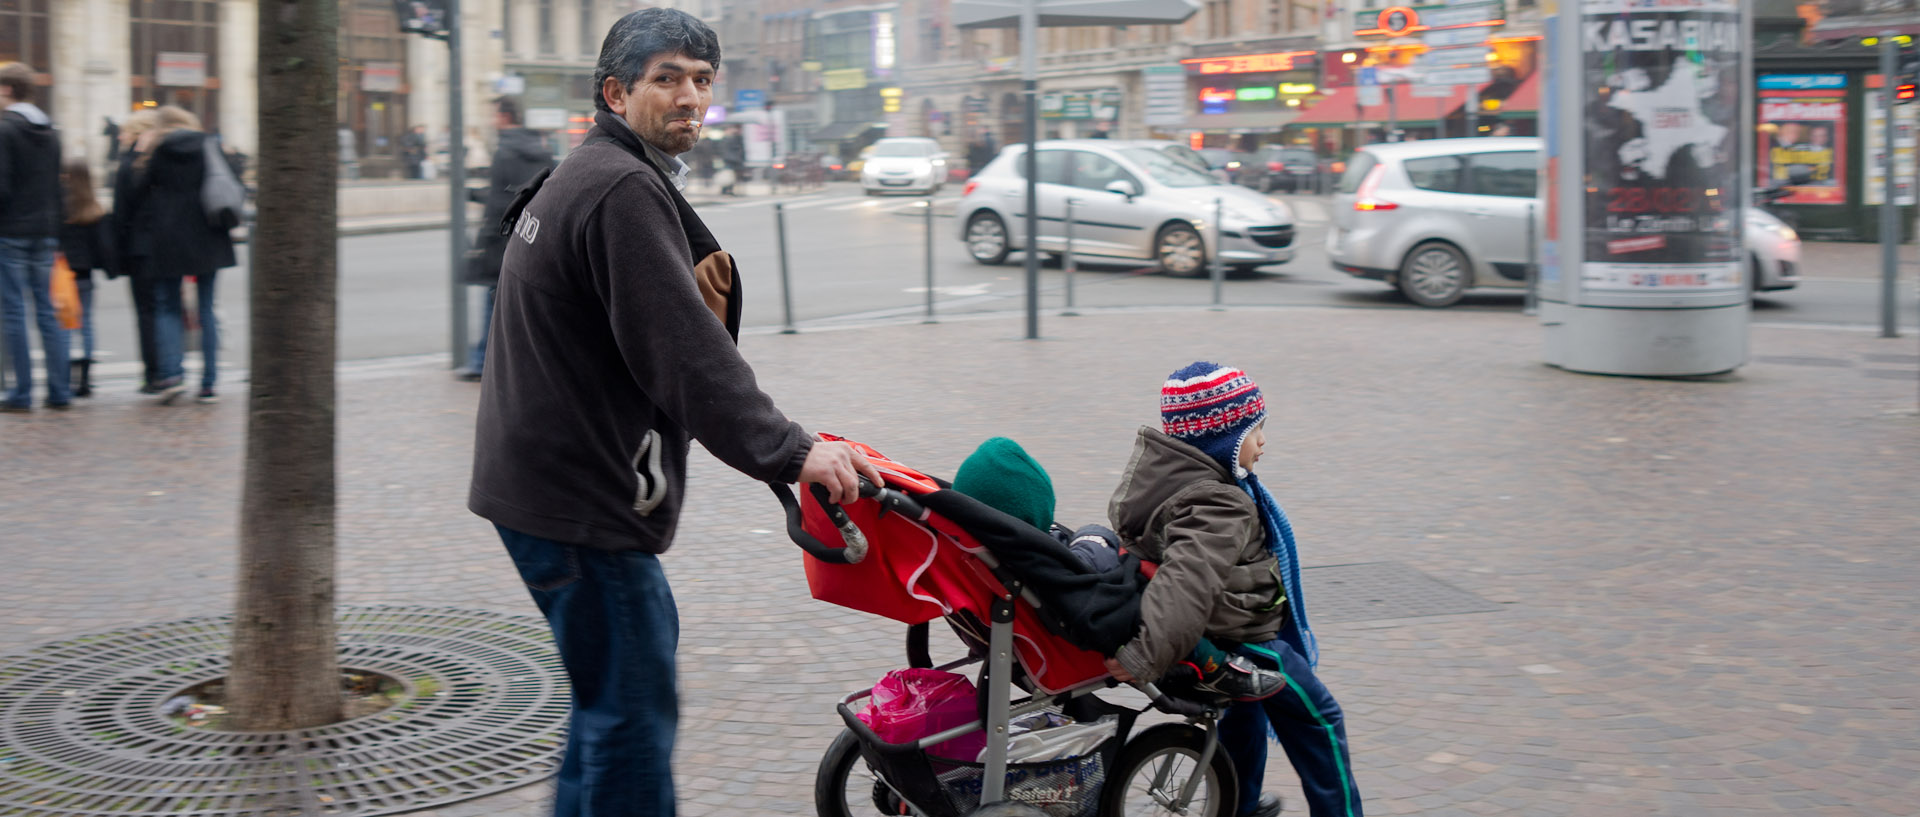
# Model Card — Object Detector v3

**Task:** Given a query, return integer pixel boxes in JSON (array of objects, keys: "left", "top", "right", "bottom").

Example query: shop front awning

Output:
[
  {"left": 1484, "top": 70, "right": 1539, "bottom": 116},
  {"left": 1290, "top": 85, "right": 1469, "bottom": 128},
  {"left": 1176, "top": 110, "right": 1301, "bottom": 132}
]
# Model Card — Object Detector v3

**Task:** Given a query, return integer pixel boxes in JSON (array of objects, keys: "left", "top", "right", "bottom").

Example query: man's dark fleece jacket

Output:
[{"left": 469, "top": 110, "right": 812, "bottom": 551}]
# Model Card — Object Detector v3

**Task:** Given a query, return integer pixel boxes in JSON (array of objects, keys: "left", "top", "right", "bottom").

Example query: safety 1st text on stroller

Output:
[{"left": 773, "top": 436, "right": 1248, "bottom": 817}]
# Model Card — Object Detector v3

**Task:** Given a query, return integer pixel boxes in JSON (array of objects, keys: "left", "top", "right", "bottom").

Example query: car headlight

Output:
[{"left": 1773, "top": 224, "right": 1798, "bottom": 242}]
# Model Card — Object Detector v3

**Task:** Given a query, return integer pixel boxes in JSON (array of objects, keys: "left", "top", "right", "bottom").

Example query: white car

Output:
[
  {"left": 1327, "top": 137, "right": 1800, "bottom": 307},
  {"left": 956, "top": 140, "right": 1296, "bottom": 276},
  {"left": 861, "top": 137, "right": 949, "bottom": 196}
]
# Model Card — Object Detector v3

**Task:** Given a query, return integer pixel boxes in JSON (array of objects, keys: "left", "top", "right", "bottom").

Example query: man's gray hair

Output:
[{"left": 592, "top": 8, "right": 721, "bottom": 114}]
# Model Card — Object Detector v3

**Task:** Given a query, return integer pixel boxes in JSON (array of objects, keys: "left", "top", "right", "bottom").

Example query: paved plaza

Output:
[{"left": 2, "top": 306, "right": 1917, "bottom": 817}]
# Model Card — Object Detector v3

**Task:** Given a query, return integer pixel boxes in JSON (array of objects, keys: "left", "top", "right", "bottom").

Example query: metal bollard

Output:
[
  {"left": 1062, "top": 198, "right": 1079, "bottom": 316},
  {"left": 923, "top": 197, "right": 937, "bottom": 324},
  {"left": 1524, "top": 202, "right": 1538, "bottom": 316},
  {"left": 775, "top": 202, "right": 797, "bottom": 334},
  {"left": 1209, "top": 197, "right": 1225, "bottom": 308}
]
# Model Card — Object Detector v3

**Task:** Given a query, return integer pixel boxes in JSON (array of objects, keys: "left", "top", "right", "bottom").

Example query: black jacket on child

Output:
[{"left": 59, "top": 218, "right": 114, "bottom": 279}]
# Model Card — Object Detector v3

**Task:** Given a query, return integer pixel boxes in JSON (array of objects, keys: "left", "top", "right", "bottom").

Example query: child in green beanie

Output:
[{"left": 952, "top": 437, "right": 1282, "bottom": 702}]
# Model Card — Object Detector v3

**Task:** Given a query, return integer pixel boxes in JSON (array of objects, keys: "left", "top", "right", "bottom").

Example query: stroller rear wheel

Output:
[
  {"left": 1100, "top": 723, "right": 1239, "bottom": 817},
  {"left": 816, "top": 727, "right": 901, "bottom": 817}
]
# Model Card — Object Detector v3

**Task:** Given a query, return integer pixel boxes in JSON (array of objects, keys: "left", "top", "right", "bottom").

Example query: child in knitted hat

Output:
[
  {"left": 1102, "top": 362, "right": 1363, "bottom": 817},
  {"left": 952, "top": 437, "right": 1284, "bottom": 703}
]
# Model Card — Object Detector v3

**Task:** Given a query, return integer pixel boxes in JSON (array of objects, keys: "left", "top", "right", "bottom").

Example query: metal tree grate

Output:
[{"left": 0, "top": 605, "right": 569, "bottom": 816}]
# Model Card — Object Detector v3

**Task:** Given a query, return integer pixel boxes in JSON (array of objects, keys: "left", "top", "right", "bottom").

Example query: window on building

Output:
[
  {"left": 0, "top": 0, "right": 53, "bottom": 117},
  {"left": 1206, "top": 0, "right": 1234, "bottom": 39},
  {"left": 539, "top": 0, "right": 556, "bottom": 55},
  {"left": 130, "top": 0, "right": 225, "bottom": 129},
  {"left": 503, "top": 0, "right": 515, "bottom": 53},
  {"left": 581, "top": 0, "right": 597, "bottom": 56},
  {"left": 336, "top": 0, "right": 411, "bottom": 171}
]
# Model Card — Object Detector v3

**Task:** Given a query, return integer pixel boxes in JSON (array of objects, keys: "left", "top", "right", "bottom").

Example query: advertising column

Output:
[{"left": 1542, "top": 0, "right": 1750, "bottom": 376}]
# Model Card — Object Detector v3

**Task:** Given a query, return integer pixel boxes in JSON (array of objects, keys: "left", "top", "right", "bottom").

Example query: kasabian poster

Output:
[
  {"left": 1582, "top": 1, "right": 1743, "bottom": 292},
  {"left": 1757, "top": 75, "right": 1847, "bottom": 205}
]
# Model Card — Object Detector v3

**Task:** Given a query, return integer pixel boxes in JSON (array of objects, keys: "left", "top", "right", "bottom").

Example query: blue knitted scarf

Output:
[{"left": 1237, "top": 473, "right": 1318, "bottom": 668}]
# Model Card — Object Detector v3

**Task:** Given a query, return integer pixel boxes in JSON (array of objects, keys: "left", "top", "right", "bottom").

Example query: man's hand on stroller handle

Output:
[{"left": 801, "top": 439, "right": 885, "bottom": 505}]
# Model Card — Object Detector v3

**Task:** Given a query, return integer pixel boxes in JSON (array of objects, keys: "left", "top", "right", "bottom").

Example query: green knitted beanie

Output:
[{"left": 952, "top": 437, "right": 1056, "bottom": 532}]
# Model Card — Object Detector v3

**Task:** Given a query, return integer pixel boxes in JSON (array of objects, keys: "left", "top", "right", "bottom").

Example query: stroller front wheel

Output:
[
  {"left": 816, "top": 727, "right": 899, "bottom": 817},
  {"left": 1100, "top": 723, "right": 1239, "bottom": 817}
]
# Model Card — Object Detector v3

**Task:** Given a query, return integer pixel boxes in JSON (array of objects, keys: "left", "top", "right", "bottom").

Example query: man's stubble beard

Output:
[{"left": 638, "top": 116, "right": 701, "bottom": 156}]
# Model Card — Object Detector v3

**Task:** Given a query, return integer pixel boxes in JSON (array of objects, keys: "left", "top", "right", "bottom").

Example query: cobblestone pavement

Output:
[{"left": 3, "top": 307, "right": 1917, "bottom": 817}]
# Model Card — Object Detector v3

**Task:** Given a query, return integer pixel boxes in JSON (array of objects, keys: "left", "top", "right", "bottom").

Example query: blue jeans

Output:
[
  {"left": 1219, "top": 638, "right": 1363, "bottom": 817},
  {"left": 0, "top": 237, "right": 69, "bottom": 406},
  {"left": 73, "top": 276, "right": 95, "bottom": 361},
  {"left": 153, "top": 278, "right": 185, "bottom": 384},
  {"left": 467, "top": 285, "right": 496, "bottom": 373},
  {"left": 152, "top": 275, "right": 219, "bottom": 389},
  {"left": 497, "top": 524, "right": 679, "bottom": 817}
]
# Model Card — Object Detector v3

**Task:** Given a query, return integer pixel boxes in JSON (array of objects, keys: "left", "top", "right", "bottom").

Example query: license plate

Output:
[{"left": 881, "top": 179, "right": 912, "bottom": 186}]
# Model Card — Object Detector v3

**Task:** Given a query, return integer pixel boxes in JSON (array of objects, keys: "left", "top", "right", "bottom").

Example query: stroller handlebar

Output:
[{"left": 772, "top": 479, "right": 930, "bottom": 565}]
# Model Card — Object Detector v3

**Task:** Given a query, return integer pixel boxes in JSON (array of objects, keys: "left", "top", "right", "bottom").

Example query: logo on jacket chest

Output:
[{"left": 514, "top": 211, "right": 542, "bottom": 245}]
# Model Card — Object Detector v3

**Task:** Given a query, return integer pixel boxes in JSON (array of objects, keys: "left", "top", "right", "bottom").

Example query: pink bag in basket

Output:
[{"left": 857, "top": 669, "right": 988, "bottom": 760}]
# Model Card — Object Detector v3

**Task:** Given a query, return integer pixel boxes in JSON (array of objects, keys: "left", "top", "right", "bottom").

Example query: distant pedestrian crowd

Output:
[{"left": 0, "top": 61, "right": 239, "bottom": 412}]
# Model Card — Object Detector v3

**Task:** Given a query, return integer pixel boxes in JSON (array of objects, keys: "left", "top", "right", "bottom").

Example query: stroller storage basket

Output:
[
  {"left": 838, "top": 693, "right": 1137, "bottom": 817},
  {"left": 932, "top": 737, "right": 1115, "bottom": 817},
  {"left": 837, "top": 701, "right": 1116, "bottom": 817}
]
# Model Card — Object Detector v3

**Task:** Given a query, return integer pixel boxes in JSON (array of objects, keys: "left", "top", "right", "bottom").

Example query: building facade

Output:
[
  {"left": 9, "top": 0, "right": 1645, "bottom": 183},
  {"left": 20, "top": 0, "right": 720, "bottom": 180}
]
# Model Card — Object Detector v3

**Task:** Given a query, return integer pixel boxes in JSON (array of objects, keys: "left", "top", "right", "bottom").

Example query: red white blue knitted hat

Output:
[{"left": 1161, "top": 361, "right": 1266, "bottom": 476}]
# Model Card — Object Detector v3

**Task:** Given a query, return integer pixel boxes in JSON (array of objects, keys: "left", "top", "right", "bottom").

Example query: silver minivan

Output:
[{"left": 1328, "top": 137, "right": 1800, "bottom": 307}]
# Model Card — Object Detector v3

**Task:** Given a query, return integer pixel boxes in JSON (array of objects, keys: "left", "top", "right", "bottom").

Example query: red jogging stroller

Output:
[{"left": 774, "top": 437, "right": 1242, "bottom": 817}]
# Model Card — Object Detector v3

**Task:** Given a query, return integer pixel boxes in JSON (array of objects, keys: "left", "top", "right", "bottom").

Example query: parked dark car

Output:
[{"left": 1241, "top": 146, "right": 1322, "bottom": 193}]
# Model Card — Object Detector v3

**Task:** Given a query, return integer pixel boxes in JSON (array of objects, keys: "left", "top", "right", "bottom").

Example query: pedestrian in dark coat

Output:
[
  {"left": 459, "top": 97, "right": 554, "bottom": 380},
  {"left": 103, "top": 117, "right": 121, "bottom": 162},
  {"left": 402, "top": 125, "right": 428, "bottom": 179},
  {"left": 121, "top": 106, "right": 237, "bottom": 404},
  {"left": 0, "top": 62, "right": 69, "bottom": 412},
  {"left": 966, "top": 130, "right": 997, "bottom": 175},
  {"left": 719, "top": 124, "right": 746, "bottom": 195},
  {"left": 110, "top": 110, "right": 162, "bottom": 391},
  {"left": 59, "top": 158, "right": 114, "bottom": 398}
]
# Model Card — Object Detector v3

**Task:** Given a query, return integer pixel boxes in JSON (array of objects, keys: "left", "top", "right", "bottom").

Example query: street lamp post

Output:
[
  {"left": 448, "top": 0, "right": 469, "bottom": 367},
  {"left": 1021, "top": 0, "right": 1040, "bottom": 340}
]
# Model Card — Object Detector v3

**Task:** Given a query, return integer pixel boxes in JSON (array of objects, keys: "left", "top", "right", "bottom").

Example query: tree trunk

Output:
[{"left": 227, "top": 0, "right": 342, "bottom": 731}]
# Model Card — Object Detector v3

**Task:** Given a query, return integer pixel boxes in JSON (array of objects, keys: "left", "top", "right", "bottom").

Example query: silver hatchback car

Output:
[
  {"left": 1327, "top": 137, "right": 1800, "bottom": 307},
  {"left": 957, "top": 140, "right": 1296, "bottom": 275}
]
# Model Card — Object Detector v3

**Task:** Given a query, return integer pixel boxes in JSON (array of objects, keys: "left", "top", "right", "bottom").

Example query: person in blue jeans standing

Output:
[
  {"left": 0, "top": 62, "right": 69, "bottom": 412},
  {"left": 121, "top": 105, "right": 236, "bottom": 405},
  {"left": 468, "top": 10, "right": 882, "bottom": 816},
  {"left": 459, "top": 97, "right": 554, "bottom": 381}
]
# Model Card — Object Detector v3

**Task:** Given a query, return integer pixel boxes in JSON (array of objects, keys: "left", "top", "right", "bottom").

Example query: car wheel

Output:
[
  {"left": 1156, "top": 223, "right": 1206, "bottom": 277},
  {"left": 966, "top": 212, "right": 1012, "bottom": 265},
  {"left": 1398, "top": 242, "right": 1471, "bottom": 308},
  {"left": 1749, "top": 254, "right": 1763, "bottom": 294}
]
